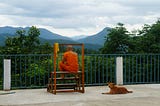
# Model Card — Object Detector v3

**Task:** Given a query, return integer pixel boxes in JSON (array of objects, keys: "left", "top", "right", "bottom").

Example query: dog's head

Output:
[{"left": 107, "top": 82, "right": 115, "bottom": 89}]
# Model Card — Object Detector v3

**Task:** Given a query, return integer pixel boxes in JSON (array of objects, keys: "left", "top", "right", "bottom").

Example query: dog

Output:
[{"left": 102, "top": 82, "right": 133, "bottom": 94}]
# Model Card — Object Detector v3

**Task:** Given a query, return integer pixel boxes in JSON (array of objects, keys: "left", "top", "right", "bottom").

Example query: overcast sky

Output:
[{"left": 0, "top": 0, "right": 160, "bottom": 37}]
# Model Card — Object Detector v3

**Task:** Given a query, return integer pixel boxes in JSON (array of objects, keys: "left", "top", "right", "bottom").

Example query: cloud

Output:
[{"left": 0, "top": 0, "right": 160, "bottom": 36}]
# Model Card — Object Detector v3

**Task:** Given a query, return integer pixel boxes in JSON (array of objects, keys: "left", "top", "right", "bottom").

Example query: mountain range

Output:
[{"left": 0, "top": 26, "right": 111, "bottom": 50}]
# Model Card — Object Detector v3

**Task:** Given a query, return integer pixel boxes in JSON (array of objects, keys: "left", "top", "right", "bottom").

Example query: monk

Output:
[{"left": 59, "top": 45, "right": 79, "bottom": 78}]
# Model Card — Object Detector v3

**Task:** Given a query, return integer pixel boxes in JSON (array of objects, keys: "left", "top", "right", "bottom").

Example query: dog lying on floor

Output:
[{"left": 102, "top": 82, "right": 133, "bottom": 94}]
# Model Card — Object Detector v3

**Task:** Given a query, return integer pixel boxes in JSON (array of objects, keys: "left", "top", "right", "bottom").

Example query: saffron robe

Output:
[{"left": 59, "top": 51, "right": 79, "bottom": 73}]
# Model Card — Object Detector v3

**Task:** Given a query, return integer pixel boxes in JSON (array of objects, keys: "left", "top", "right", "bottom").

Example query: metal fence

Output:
[
  {"left": 123, "top": 54, "right": 160, "bottom": 84},
  {"left": 0, "top": 54, "right": 160, "bottom": 89},
  {"left": 0, "top": 54, "right": 53, "bottom": 89}
]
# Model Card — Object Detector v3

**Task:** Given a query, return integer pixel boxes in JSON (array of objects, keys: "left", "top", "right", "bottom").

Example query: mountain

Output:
[
  {"left": 77, "top": 27, "right": 111, "bottom": 45},
  {"left": 0, "top": 35, "right": 6, "bottom": 46},
  {"left": 0, "top": 26, "right": 23, "bottom": 35},
  {"left": 71, "top": 35, "right": 87, "bottom": 40},
  {"left": 0, "top": 26, "right": 74, "bottom": 46},
  {"left": 38, "top": 28, "right": 72, "bottom": 40},
  {"left": 39, "top": 38, "right": 102, "bottom": 50},
  {"left": 0, "top": 26, "right": 72, "bottom": 40},
  {"left": 0, "top": 26, "right": 110, "bottom": 50}
]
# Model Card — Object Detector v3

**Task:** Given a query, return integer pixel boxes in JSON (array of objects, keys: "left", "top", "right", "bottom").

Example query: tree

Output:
[
  {"left": 101, "top": 23, "right": 130, "bottom": 54},
  {"left": 140, "top": 20, "right": 160, "bottom": 53},
  {"left": 3, "top": 26, "right": 41, "bottom": 54},
  {"left": 127, "top": 36, "right": 143, "bottom": 53},
  {"left": 25, "top": 26, "right": 40, "bottom": 53},
  {"left": 38, "top": 42, "right": 52, "bottom": 54}
]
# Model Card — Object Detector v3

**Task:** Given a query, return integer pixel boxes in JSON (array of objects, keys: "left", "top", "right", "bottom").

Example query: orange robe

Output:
[{"left": 59, "top": 51, "right": 79, "bottom": 73}]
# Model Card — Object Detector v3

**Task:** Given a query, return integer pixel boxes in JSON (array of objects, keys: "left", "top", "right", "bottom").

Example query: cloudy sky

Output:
[{"left": 0, "top": 0, "right": 160, "bottom": 37}]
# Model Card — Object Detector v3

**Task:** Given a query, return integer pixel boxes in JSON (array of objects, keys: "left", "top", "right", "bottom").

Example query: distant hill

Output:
[
  {"left": 0, "top": 26, "right": 73, "bottom": 46},
  {"left": 39, "top": 38, "right": 102, "bottom": 50},
  {"left": 39, "top": 28, "right": 72, "bottom": 40},
  {"left": 0, "top": 26, "right": 72, "bottom": 40},
  {"left": 0, "top": 33, "right": 15, "bottom": 46},
  {"left": 0, "top": 26, "right": 111, "bottom": 50},
  {"left": 0, "top": 35, "right": 6, "bottom": 46},
  {"left": 0, "top": 26, "right": 23, "bottom": 35},
  {"left": 77, "top": 27, "right": 111, "bottom": 45},
  {"left": 71, "top": 35, "right": 87, "bottom": 40}
]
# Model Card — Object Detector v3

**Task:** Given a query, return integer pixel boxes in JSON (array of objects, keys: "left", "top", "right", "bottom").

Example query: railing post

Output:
[
  {"left": 3, "top": 59, "right": 11, "bottom": 91},
  {"left": 116, "top": 56, "right": 123, "bottom": 85}
]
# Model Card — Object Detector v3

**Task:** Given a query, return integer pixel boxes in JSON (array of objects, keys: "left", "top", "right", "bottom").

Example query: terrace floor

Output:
[{"left": 0, "top": 84, "right": 160, "bottom": 106}]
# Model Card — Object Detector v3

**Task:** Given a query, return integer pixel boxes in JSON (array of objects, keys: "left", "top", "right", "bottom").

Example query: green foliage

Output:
[
  {"left": 37, "top": 42, "right": 53, "bottom": 54},
  {"left": 84, "top": 55, "right": 116, "bottom": 84},
  {"left": 139, "top": 20, "right": 160, "bottom": 53},
  {"left": 1, "top": 26, "right": 53, "bottom": 54},
  {"left": 26, "top": 63, "right": 46, "bottom": 78},
  {"left": 101, "top": 23, "right": 130, "bottom": 54},
  {"left": 101, "top": 20, "right": 160, "bottom": 54},
  {"left": 25, "top": 57, "right": 52, "bottom": 85}
]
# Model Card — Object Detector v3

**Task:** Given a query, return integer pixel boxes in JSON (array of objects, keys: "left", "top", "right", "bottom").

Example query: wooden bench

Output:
[{"left": 47, "top": 71, "right": 84, "bottom": 94}]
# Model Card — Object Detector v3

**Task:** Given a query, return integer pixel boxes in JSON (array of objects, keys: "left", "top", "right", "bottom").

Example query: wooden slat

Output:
[
  {"left": 50, "top": 71, "right": 82, "bottom": 74},
  {"left": 49, "top": 77, "right": 80, "bottom": 80},
  {"left": 55, "top": 89, "right": 83, "bottom": 93},
  {"left": 48, "top": 83, "right": 77, "bottom": 87}
]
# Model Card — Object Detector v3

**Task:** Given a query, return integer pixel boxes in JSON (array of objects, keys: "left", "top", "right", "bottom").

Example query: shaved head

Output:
[{"left": 66, "top": 45, "right": 73, "bottom": 51}]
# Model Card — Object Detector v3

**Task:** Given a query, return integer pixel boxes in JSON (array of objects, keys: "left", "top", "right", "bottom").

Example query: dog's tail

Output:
[{"left": 128, "top": 91, "right": 133, "bottom": 93}]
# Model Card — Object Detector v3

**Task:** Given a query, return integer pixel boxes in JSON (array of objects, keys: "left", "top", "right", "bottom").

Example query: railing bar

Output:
[
  {"left": 34, "top": 55, "right": 36, "bottom": 85},
  {"left": 139, "top": 55, "right": 141, "bottom": 82},
  {"left": 94, "top": 55, "right": 96, "bottom": 84},
  {"left": 29, "top": 56, "right": 32, "bottom": 86},
  {"left": 87, "top": 56, "right": 89, "bottom": 84},
  {"left": 136, "top": 55, "right": 138, "bottom": 83},
  {"left": 110, "top": 56, "right": 112, "bottom": 83},
  {"left": 20, "top": 55, "right": 22, "bottom": 87},
  {"left": 98, "top": 56, "right": 100, "bottom": 84},
  {"left": 154, "top": 55, "right": 156, "bottom": 82},
  {"left": 41, "top": 55, "right": 46, "bottom": 85},
  {"left": 90, "top": 56, "right": 92, "bottom": 84},
  {"left": 108, "top": 55, "right": 112, "bottom": 81},
  {"left": 102, "top": 55, "right": 104, "bottom": 83},
  {"left": 132, "top": 55, "right": 134, "bottom": 83},
  {"left": 150, "top": 55, "right": 152, "bottom": 82},
  {"left": 124, "top": 55, "right": 127, "bottom": 83},
  {"left": 47, "top": 55, "right": 50, "bottom": 86},
  {"left": 147, "top": 55, "right": 149, "bottom": 82},
  {"left": 158, "top": 55, "right": 160, "bottom": 82},
  {"left": 143, "top": 55, "right": 145, "bottom": 82},
  {"left": 114, "top": 55, "right": 116, "bottom": 83},
  {"left": 15, "top": 56, "right": 17, "bottom": 87},
  {"left": 106, "top": 55, "right": 108, "bottom": 82},
  {"left": 38, "top": 56, "right": 41, "bottom": 86},
  {"left": 24, "top": 55, "right": 27, "bottom": 87},
  {"left": 128, "top": 55, "right": 130, "bottom": 83}
]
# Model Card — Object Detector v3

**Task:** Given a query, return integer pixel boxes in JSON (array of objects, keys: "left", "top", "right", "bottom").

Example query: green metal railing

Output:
[
  {"left": 85, "top": 54, "right": 116, "bottom": 85},
  {"left": 0, "top": 54, "right": 53, "bottom": 89},
  {"left": 123, "top": 54, "right": 160, "bottom": 84},
  {"left": 0, "top": 54, "right": 160, "bottom": 89}
]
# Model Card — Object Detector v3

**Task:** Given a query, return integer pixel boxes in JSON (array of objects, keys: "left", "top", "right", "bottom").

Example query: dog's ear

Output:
[{"left": 107, "top": 81, "right": 111, "bottom": 85}]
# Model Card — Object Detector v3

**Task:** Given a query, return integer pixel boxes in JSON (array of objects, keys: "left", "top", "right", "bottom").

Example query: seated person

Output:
[{"left": 59, "top": 45, "right": 79, "bottom": 75}]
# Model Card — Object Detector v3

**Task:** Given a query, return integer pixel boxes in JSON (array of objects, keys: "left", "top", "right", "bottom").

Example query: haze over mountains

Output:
[{"left": 0, "top": 26, "right": 111, "bottom": 50}]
